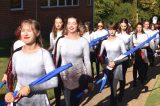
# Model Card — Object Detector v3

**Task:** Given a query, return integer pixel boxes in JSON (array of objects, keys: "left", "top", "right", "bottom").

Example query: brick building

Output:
[{"left": 0, "top": 0, "right": 94, "bottom": 39}]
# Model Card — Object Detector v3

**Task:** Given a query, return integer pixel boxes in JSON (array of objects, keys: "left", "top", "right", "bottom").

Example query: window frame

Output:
[
  {"left": 10, "top": 0, "right": 24, "bottom": 11},
  {"left": 40, "top": 0, "right": 79, "bottom": 8}
]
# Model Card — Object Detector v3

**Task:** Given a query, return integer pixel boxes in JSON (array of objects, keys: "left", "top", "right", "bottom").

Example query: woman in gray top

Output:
[
  {"left": 99, "top": 23, "right": 126, "bottom": 106},
  {"left": 56, "top": 16, "right": 93, "bottom": 106},
  {"left": 5, "top": 19, "right": 58, "bottom": 106}
]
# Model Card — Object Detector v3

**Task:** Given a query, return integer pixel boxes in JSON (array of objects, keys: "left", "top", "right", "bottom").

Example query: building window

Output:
[
  {"left": 40, "top": 0, "right": 48, "bottom": 6},
  {"left": 50, "top": 0, "right": 57, "bottom": 6},
  {"left": 73, "top": 0, "right": 78, "bottom": 5},
  {"left": 40, "top": 0, "right": 79, "bottom": 8},
  {"left": 10, "top": 0, "right": 23, "bottom": 10},
  {"left": 87, "top": 0, "right": 92, "bottom": 6},
  {"left": 66, "top": 0, "right": 72, "bottom": 5}
]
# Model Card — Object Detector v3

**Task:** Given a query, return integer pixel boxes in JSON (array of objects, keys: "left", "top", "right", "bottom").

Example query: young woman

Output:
[
  {"left": 56, "top": 16, "right": 93, "bottom": 106},
  {"left": 99, "top": 23, "right": 126, "bottom": 106},
  {"left": 5, "top": 19, "right": 58, "bottom": 106},
  {"left": 48, "top": 16, "right": 64, "bottom": 106},
  {"left": 82, "top": 22, "right": 96, "bottom": 77},
  {"left": 48, "top": 16, "right": 64, "bottom": 55},
  {"left": 143, "top": 20, "right": 155, "bottom": 66},
  {"left": 1, "top": 26, "right": 25, "bottom": 90},
  {"left": 93, "top": 21, "right": 108, "bottom": 78},
  {"left": 116, "top": 18, "right": 132, "bottom": 101},
  {"left": 132, "top": 23, "right": 149, "bottom": 86}
]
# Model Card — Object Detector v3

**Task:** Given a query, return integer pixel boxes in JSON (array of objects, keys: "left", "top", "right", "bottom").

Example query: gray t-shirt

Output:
[
  {"left": 100, "top": 37, "right": 126, "bottom": 80},
  {"left": 56, "top": 37, "right": 92, "bottom": 89},
  {"left": 12, "top": 48, "right": 58, "bottom": 106}
]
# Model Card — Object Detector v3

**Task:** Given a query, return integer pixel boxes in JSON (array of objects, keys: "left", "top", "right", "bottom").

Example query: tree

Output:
[{"left": 94, "top": 0, "right": 160, "bottom": 27}]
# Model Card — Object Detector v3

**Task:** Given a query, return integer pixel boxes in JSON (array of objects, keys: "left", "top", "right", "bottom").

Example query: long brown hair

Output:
[
  {"left": 63, "top": 16, "right": 81, "bottom": 36},
  {"left": 135, "top": 22, "right": 145, "bottom": 39},
  {"left": 18, "top": 19, "right": 43, "bottom": 47},
  {"left": 117, "top": 18, "right": 130, "bottom": 34},
  {"left": 51, "top": 16, "right": 64, "bottom": 39}
]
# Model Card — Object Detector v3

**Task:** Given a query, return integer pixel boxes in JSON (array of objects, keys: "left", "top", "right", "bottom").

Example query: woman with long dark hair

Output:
[
  {"left": 132, "top": 23, "right": 149, "bottom": 87},
  {"left": 48, "top": 16, "right": 64, "bottom": 106},
  {"left": 116, "top": 18, "right": 132, "bottom": 101}
]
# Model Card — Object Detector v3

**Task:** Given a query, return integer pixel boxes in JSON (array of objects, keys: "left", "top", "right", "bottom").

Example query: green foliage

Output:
[{"left": 94, "top": 0, "right": 160, "bottom": 27}]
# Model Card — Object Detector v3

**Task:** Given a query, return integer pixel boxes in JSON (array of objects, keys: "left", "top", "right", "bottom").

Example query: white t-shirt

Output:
[
  {"left": 49, "top": 31, "right": 62, "bottom": 54},
  {"left": 93, "top": 29, "right": 108, "bottom": 39},
  {"left": 13, "top": 40, "right": 25, "bottom": 51}
]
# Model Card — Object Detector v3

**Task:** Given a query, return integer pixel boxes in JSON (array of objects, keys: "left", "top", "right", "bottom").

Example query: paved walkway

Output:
[{"left": 51, "top": 58, "right": 160, "bottom": 106}]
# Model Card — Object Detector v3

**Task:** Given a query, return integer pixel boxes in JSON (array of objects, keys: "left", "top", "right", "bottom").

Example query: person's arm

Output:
[
  {"left": 99, "top": 41, "right": 105, "bottom": 56},
  {"left": 48, "top": 33, "right": 54, "bottom": 51},
  {"left": 55, "top": 39, "right": 61, "bottom": 67},
  {"left": 29, "top": 51, "right": 58, "bottom": 92}
]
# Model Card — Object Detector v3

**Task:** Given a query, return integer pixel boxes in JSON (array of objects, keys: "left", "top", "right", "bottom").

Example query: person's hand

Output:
[
  {"left": 108, "top": 61, "right": 115, "bottom": 68},
  {"left": 88, "top": 83, "right": 94, "bottom": 92},
  {"left": 5, "top": 92, "right": 14, "bottom": 103},
  {"left": 18, "top": 86, "right": 30, "bottom": 97},
  {"left": 2, "top": 74, "right": 7, "bottom": 82}
]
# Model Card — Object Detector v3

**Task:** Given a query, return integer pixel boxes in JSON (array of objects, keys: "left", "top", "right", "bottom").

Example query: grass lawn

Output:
[{"left": 145, "top": 75, "right": 160, "bottom": 106}]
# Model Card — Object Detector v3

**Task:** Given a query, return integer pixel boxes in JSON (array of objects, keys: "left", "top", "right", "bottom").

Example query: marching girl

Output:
[
  {"left": 93, "top": 21, "right": 108, "bottom": 78},
  {"left": 82, "top": 22, "right": 96, "bottom": 77},
  {"left": 56, "top": 16, "right": 93, "bottom": 106},
  {"left": 1, "top": 26, "right": 25, "bottom": 91},
  {"left": 48, "top": 16, "right": 64, "bottom": 56},
  {"left": 150, "top": 23, "right": 159, "bottom": 55},
  {"left": 48, "top": 16, "right": 64, "bottom": 106},
  {"left": 116, "top": 18, "right": 132, "bottom": 101},
  {"left": 143, "top": 20, "right": 155, "bottom": 66},
  {"left": 132, "top": 23, "right": 149, "bottom": 86},
  {"left": 5, "top": 19, "right": 58, "bottom": 106},
  {"left": 99, "top": 23, "right": 127, "bottom": 106}
]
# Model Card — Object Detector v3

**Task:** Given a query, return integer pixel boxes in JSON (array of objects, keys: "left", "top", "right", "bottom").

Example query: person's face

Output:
[
  {"left": 97, "top": 22, "right": 103, "bottom": 30},
  {"left": 143, "top": 22, "right": 150, "bottom": 29},
  {"left": 67, "top": 17, "right": 78, "bottom": 33},
  {"left": 21, "top": 23, "right": 39, "bottom": 45},
  {"left": 85, "top": 25, "right": 89, "bottom": 32},
  {"left": 55, "top": 18, "right": 63, "bottom": 30},
  {"left": 137, "top": 24, "right": 143, "bottom": 33},
  {"left": 120, "top": 22, "right": 127, "bottom": 31},
  {"left": 151, "top": 25, "right": 155, "bottom": 30},
  {"left": 109, "top": 29, "right": 116, "bottom": 36}
]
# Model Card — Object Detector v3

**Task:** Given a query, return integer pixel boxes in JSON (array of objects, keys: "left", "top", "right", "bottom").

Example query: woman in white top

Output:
[
  {"left": 116, "top": 18, "right": 132, "bottom": 101},
  {"left": 132, "top": 23, "right": 149, "bottom": 87},
  {"left": 5, "top": 19, "right": 58, "bottom": 106},
  {"left": 56, "top": 16, "right": 93, "bottom": 106},
  {"left": 48, "top": 16, "right": 64, "bottom": 106},
  {"left": 143, "top": 20, "right": 155, "bottom": 66},
  {"left": 1, "top": 26, "right": 25, "bottom": 90},
  {"left": 82, "top": 22, "right": 96, "bottom": 77},
  {"left": 99, "top": 23, "right": 126, "bottom": 106},
  {"left": 48, "top": 16, "right": 64, "bottom": 55},
  {"left": 93, "top": 21, "right": 108, "bottom": 78}
]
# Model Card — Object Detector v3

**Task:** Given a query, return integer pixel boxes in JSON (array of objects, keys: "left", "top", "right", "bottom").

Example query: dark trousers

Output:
[
  {"left": 105, "top": 70, "right": 117, "bottom": 106},
  {"left": 119, "top": 58, "right": 129, "bottom": 96},
  {"left": 147, "top": 47, "right": 155, "bottom": 66},
  {"left": 54, "top": 74, "right": 63, "bottom": 106},
  {"left": 133, "top": 50, "right": 148, "bottom": 84},
  {"left": 63, "top": 87, "right": 81, "bottom": 106},
  {"left": 90, "top": 52, "right": 97, "bottom": 77}
]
